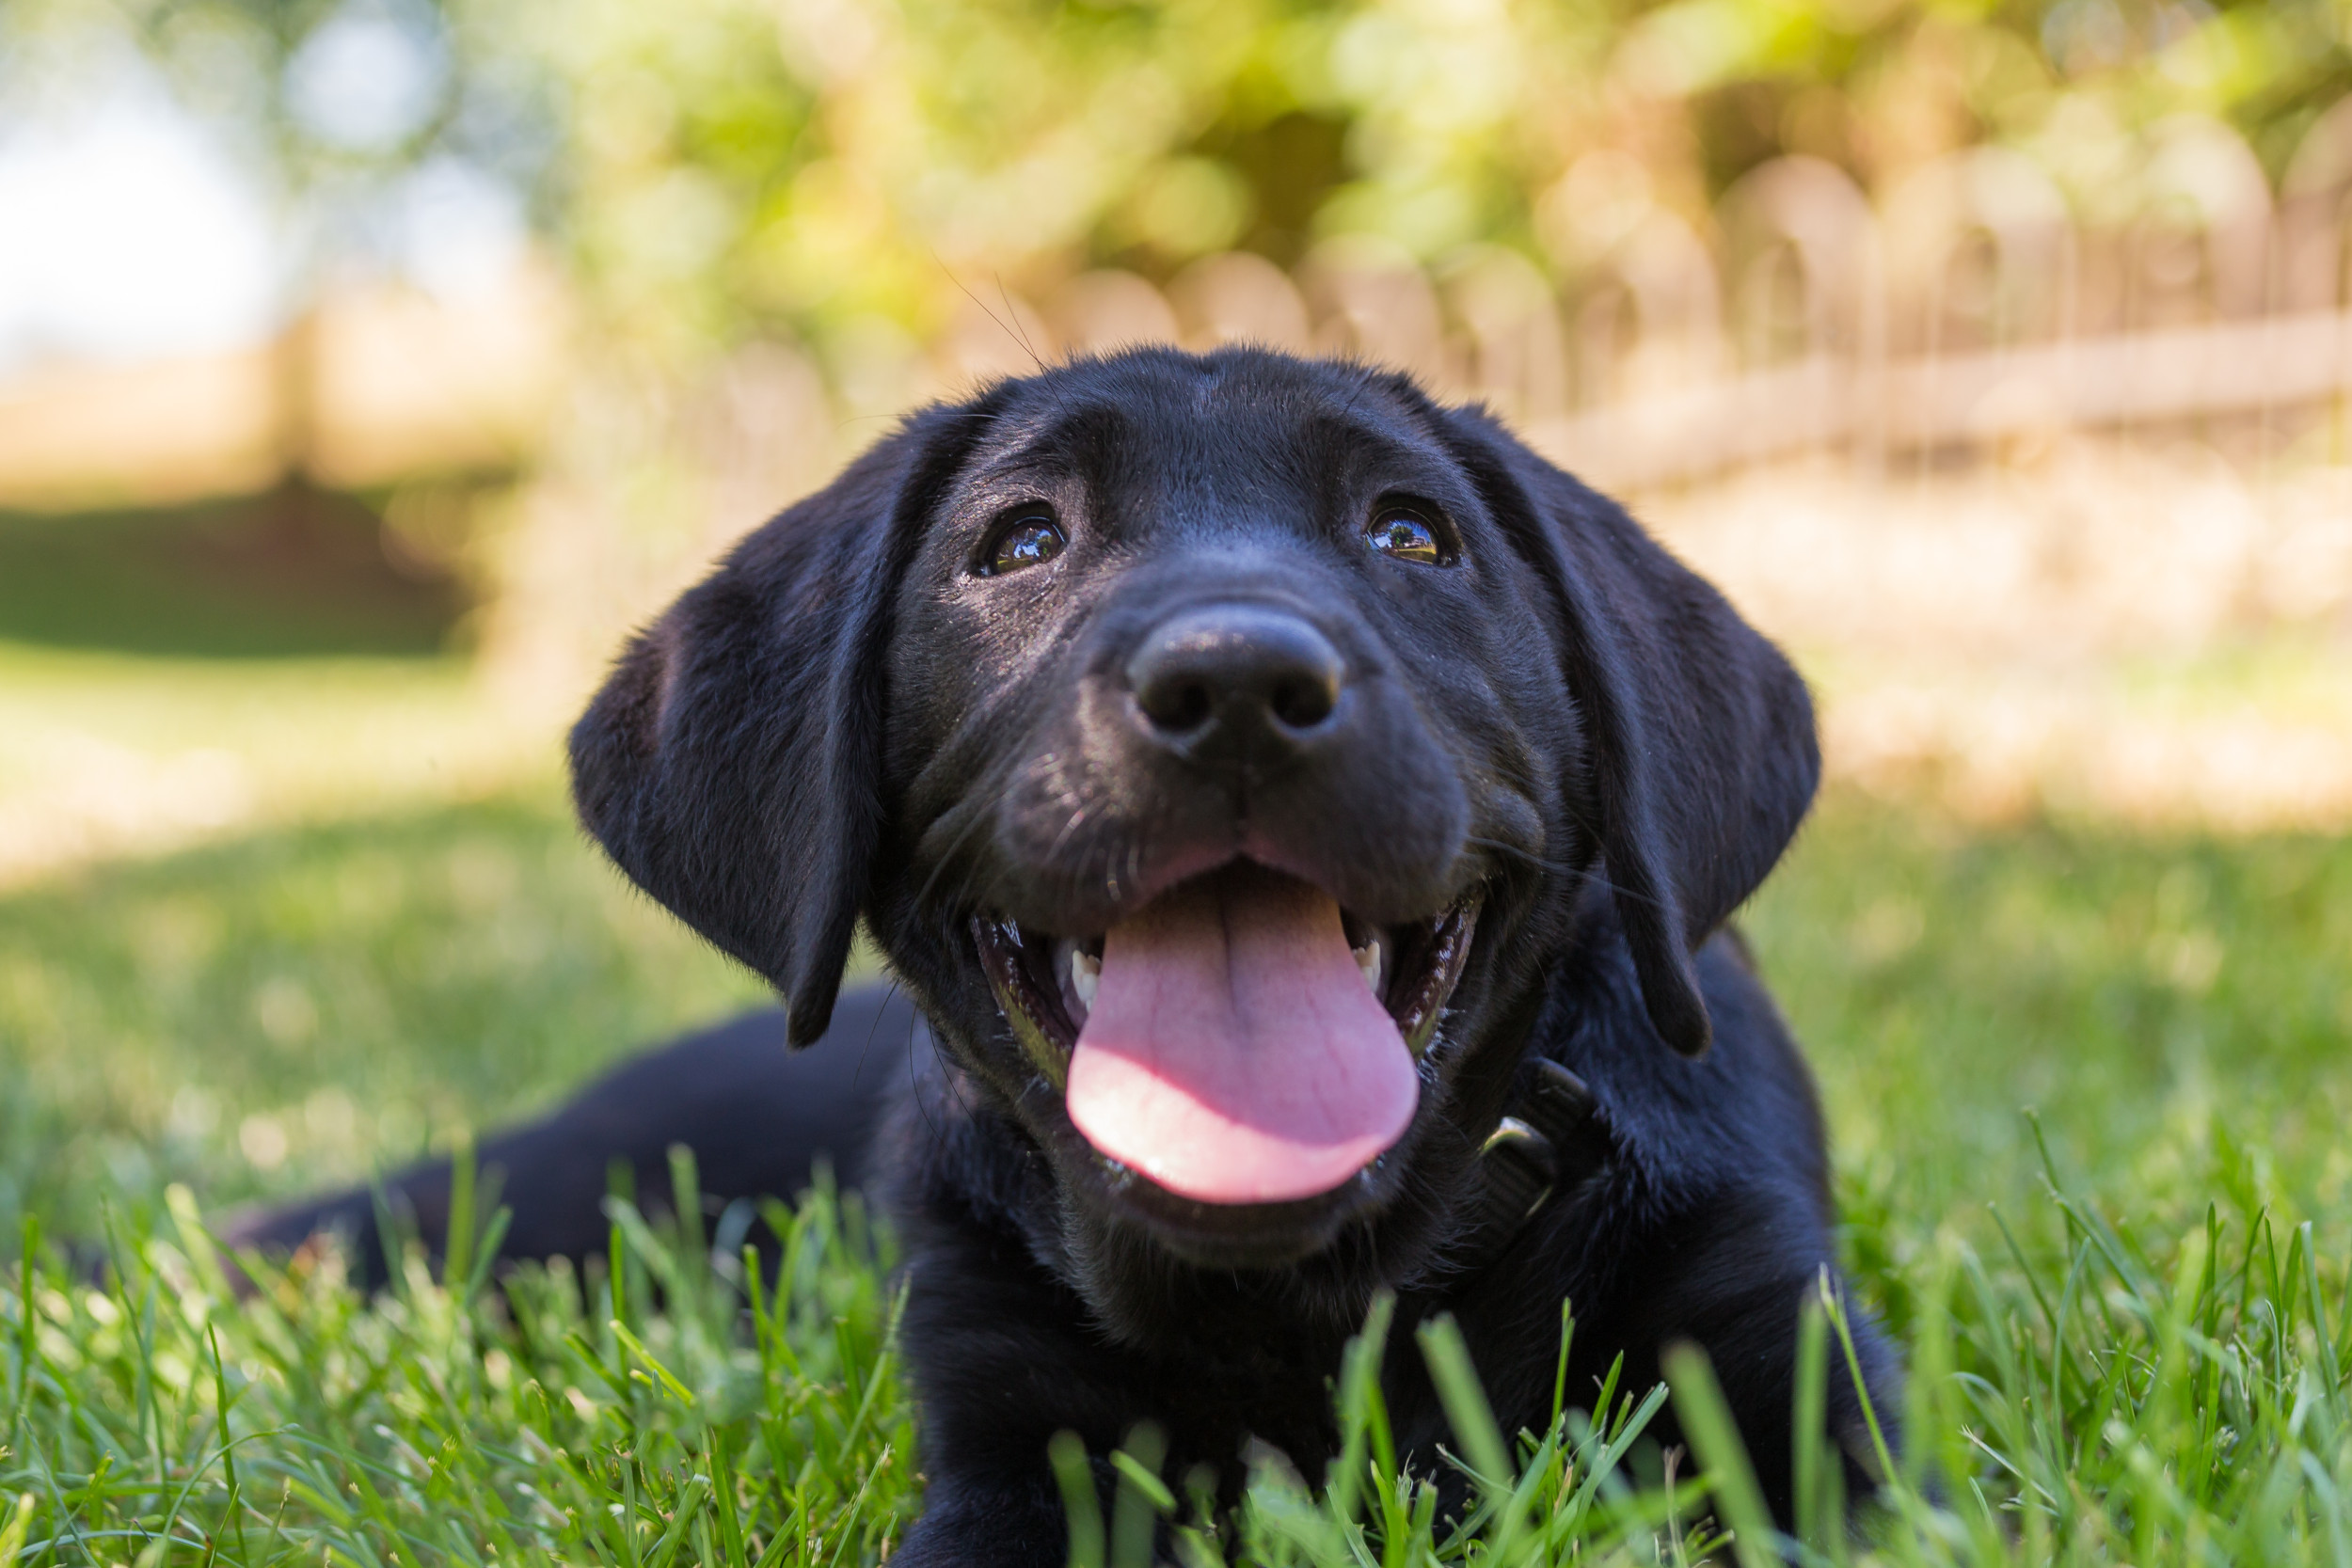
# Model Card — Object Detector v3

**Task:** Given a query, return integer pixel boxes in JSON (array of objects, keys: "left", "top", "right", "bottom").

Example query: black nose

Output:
[{"left": 1126, "top": 605, "right": 1347, "bottom": 748}]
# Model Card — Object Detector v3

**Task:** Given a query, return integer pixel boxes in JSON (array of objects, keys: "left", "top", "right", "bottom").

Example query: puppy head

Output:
[{"left": 572, "top": 349, "right": 1816, "bottom": 1281}]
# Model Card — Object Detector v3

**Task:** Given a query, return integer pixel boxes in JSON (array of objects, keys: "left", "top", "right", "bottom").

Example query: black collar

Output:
[{"left": 1449, "top": 1057, "right": 1612, "bottom": 1274}]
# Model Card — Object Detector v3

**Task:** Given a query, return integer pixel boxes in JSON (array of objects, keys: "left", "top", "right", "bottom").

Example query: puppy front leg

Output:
[
  {"left": 891, "top": 1468, "right": 1071, "bottom": 1568},
  {"left": 1592, "top": 1191, "right": 1904, "bottom": 1529},
  {"left": 889, "top": 1220, "right": 1212, "bottom": 1568}
]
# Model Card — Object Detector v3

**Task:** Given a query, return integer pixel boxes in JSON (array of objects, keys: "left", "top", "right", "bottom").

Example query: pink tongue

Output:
[{"left": 1065, "top": 865, "right": 1418, "bottom": 1205}]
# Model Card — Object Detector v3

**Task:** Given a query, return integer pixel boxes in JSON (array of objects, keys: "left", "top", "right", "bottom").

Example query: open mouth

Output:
[{"left": 972, "top": 863, "right": 1478, "bottom": 1207}]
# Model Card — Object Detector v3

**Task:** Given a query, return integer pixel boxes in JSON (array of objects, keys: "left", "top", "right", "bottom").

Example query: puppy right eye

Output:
[
  {"left": 977, "top": 513, "right": 1067, "bottom": 577},
  {"left": 1364, "top": 504, "right": 1453, "bottom": 566}
]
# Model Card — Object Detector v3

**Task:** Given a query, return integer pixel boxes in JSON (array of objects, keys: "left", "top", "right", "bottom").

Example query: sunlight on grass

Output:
[
  {"left": 1748, "top": 795, "right": 2352, "bottom": 1233},
  {"left": 0, "top": 792, "right": 767, "bottom": 1241},
  {"left": 0, "top": 643, "right": 572, "bottom": 890}
]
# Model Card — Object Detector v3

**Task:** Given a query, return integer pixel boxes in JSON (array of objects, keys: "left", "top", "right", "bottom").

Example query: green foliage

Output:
[
  {"left": 25, "top": 0, "right": 2350, "bottom": 372},
  {"left": 455, "top": 0, "right": 2352, "bottom": 363}
]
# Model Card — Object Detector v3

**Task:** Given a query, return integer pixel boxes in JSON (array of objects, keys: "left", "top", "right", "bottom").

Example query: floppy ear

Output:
[
  {"left": 1438, "top": 407, "right": 1820, "bottom": 1058},
  {"left": 569, "top": 401, "right": 995, "bottom": 1047}
]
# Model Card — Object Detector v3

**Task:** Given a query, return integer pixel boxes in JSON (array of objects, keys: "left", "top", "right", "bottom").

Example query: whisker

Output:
[
  {"left": 1463, "top": 834, "right": 1672, "bottom": 913},
  {"left": 913, "top": 807, "right": 995, "bottom": 913},
  {"left": 853, "top": 975, "right": 906, "bottom": 1090},
  {"left": 915, "top": 1008, "right": 983, "bottom": 1141},
  {"left": 996, "top": 276, "right": 1049, "bottom": 374},
  {"left": 907, "top": 1003, "right": 946, "bottom": 1149},
  {"left": 1463, "top": 835, "right": 1581, "bottom": 876},
  {"left": 1046, "top": 800, "right": 1093, "bottom": 862}
]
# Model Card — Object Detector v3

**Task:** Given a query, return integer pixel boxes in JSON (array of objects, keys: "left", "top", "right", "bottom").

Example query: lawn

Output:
[{"left": 4, "top": 777, "right": 2349, "bottom": 1564}]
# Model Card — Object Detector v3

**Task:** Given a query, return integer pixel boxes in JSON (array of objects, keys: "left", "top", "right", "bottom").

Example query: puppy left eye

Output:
[
  {"left": 979, "top": 513, "right": 1067, "bottom": 577},
  {"left": 1364, "top": 507, "right": 1452, "bottom": 566}
]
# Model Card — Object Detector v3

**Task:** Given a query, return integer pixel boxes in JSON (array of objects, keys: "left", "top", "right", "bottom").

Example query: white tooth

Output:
[
  {"left": 1072, "top": 948, "right": 1101, "bottom": 1012},
  {"left": 1355, "top": 938, "right": 1382, "bottom": 994}
]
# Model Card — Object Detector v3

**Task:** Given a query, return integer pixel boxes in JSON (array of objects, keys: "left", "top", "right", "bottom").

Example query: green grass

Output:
[
  {"left": 3, "top": 788, "right": 2349, "bottom": 1564},
  {"left": 0, "top": 798, "right": 767, "bottom": 1242}
]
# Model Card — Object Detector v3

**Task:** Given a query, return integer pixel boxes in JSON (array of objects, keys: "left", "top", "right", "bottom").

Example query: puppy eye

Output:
[
  {"left": 1364, "top": 506, "right": 1451, "bottom": 567},
  {"left": 978, "top": 512, "right": 1066, "bottom": 577}
]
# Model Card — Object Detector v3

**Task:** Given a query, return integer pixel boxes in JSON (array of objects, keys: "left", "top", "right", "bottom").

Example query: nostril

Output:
[
  {"left": 1267, "top": 674, "right": 1336, "bottom": 731},
  {"left": 1140, "top": 678, "right": 1215, "bottom": 735}
]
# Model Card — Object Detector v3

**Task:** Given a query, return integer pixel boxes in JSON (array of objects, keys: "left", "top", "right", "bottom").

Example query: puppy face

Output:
[
  {"left": 571, "top": 348, "right": 1818, "bottom": 1294},
  {"left": 873, "top": 355, "right": 1574, "bottom": 1260}
]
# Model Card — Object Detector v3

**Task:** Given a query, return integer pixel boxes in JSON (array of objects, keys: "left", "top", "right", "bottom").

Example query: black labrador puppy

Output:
[{"left": 231, "top": 347, "right": 1898, "bottom": 1560}]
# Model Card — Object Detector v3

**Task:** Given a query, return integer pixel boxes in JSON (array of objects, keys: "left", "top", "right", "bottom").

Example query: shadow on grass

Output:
[{"left": 0, "top": 483, "right": 467, "bottom": 658}]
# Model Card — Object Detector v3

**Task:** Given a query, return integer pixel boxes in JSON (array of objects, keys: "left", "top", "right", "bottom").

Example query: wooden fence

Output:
[
  {"left": 919, "top": 104, "right": 2352, "bottom": 492},
  {"left": 8, "top": 103, "right": 2351, "bottom": 514}
]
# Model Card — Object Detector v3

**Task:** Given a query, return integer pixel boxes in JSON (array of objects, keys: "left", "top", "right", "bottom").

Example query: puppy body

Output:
[
  {"left": 238, "top": 348, "right": 1898, "bottom": 1561},
  {"left": 889, "top": 918, "right": 1887, "bottom": 1559}
]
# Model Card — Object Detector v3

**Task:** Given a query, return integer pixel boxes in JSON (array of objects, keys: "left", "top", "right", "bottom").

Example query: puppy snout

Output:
[{"left": 1125, "top": 605, "right": 1347, "bottom": 751}]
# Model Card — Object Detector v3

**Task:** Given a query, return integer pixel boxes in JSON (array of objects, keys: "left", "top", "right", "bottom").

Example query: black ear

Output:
[
  {"left": 569, "top": 401, "right": 995, "bottom": 1046},
  {"left": 1438, "top": 407, "right": 1820, "bottom": 1058}
]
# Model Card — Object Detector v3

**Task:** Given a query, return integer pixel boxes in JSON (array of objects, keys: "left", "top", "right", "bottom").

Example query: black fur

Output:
[
  {"left": 221, "top": 995, "right": 913, "bottom": 1279},
  {"left": 233, "top": 349, "right": 1898, "bottom": 1559}
]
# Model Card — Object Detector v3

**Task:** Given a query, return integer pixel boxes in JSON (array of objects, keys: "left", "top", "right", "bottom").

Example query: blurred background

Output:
[{"left": 1, "top": 0, "right": 2347, "bottom": 1247}]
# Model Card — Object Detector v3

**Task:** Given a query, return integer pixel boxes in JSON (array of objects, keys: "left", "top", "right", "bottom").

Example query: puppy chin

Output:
[{"left": 1070, "top": 1136, "right": 1417, "bottom": 1270}]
